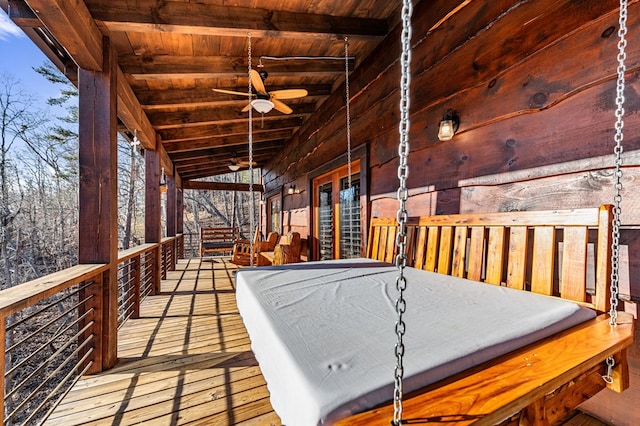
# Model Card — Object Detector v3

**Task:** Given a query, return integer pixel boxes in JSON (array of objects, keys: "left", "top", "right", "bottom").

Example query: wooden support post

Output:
[
  {"left": 78, "top": 36, "right": 118, "bottom": 371},
  {"left": 145, "top": 145, "right": 162, "bottom": 295},
  {"left": 177, "top": 188, "right": 184, "bottom": 259},
  {"left": 167, "top": 173, "right": 177, "bottom": 270}
]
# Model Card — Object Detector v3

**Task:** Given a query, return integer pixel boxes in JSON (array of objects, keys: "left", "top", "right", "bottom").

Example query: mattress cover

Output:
[{"left": 235, "top": 258, "right": 595, "bottom": 425}]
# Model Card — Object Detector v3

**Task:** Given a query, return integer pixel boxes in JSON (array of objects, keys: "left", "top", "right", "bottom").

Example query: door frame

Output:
[{"left": 307, "top": 143, "right": 369, "bottom": 261}]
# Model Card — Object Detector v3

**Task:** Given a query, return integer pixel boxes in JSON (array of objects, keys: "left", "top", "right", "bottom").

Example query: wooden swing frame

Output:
[{"left": 332, "top": 205, "right": 633, "bottom": 425}]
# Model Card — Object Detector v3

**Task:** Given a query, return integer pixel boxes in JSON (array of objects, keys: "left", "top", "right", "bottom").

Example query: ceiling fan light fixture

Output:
[
  {"left": 228, "top": 163, "right": 241, "bottom": 172},
  {"left": 251, "top": 98, "right": 274, "bottom": 113}
]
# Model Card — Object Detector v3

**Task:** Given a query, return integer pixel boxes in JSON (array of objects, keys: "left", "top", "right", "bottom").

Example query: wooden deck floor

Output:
[
  {"left": 45, "top": 257, "right": 614, "bottom": 426},
  {"left": 47, "top": 257, "right": 281, "bottom": 426}
]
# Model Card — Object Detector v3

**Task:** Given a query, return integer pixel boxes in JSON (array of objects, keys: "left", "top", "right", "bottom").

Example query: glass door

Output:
[{"left": 312, "top": 162, "right": 360, "bottom": 260}]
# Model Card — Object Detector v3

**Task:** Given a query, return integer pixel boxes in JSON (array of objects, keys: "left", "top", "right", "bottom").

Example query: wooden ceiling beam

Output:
[
  {"left": 6, "top": 0, "right": 40, "bottom": 27},
  {"left": 171, "top": 141, "right": 284, "bottom": 162},
  {"left": 85, "top": 0, "right": 387, "bottom": 41},
  {"left": 117, "top": 68, "right": 156, "bottom": 149},
  {"left": 178, "top": 161, "right": 270, "bottom": 180},
  {"left": 119, "top": 55, "right": 353, "bottom": 80},
  {"left": 175, "top": 152, "right": 275, "bottom": 170},
  {"left": 149, "top": 104, "right": 316, "bottom": 129},
  {"left": 138, "top": 85, "right": 332, "bottom": 109},
  {"left": 163, "top": 130, "right": 293, "bottom": 153},
  {"left": 182, "top": 181, "right": 264, "bottom": 193},
  {"left": 24, "top": 0, "right": 103, "bottom": 71},
  {"left": 6, "top": 0, "right": 158, "bottom": 151},
  {"left": 159, "top": 117, "right": 304, "bottom": 142}
]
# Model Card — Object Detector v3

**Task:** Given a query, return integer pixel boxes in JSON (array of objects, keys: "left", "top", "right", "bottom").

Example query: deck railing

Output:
[{"left": 0, "top": 236, "right": 181, "bottom": 425}]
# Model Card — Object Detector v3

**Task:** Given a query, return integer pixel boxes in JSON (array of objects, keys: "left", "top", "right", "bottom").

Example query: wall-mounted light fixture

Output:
[
  {"left": 438, "top": 109, "right": 460, "bottom": 141},
  {"left": 159, "top": 167, "right": 167, "bottom": 187},
  {"left": 287, "top": 184, "right": 301, "bottom": 195}
]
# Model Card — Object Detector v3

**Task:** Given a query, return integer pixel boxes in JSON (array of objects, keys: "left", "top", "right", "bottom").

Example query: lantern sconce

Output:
[
  {"left": 438, "top": 109, "right": 460, "bottom": 141},
  {"left": 159, "top": 167, "right": 167, "bottom": 187},
  {"left": 288, "top": 184, "right": 301, "bottom": 195}
]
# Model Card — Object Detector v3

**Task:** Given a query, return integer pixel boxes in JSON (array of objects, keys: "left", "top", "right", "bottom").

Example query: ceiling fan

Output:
[
  {"left": 228, "top": 152, "right": 257, "bottom": 171},
  {"left": 213, "top": 69, "right": 308, "bottom": 114}
]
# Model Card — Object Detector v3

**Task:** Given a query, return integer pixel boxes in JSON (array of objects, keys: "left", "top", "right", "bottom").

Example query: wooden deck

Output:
[
  {"left": 46, "top": 257, "right": 281, "bottom": 426},
  {"left": 45, "top": 257, "right": 616, "bottom": 426}
]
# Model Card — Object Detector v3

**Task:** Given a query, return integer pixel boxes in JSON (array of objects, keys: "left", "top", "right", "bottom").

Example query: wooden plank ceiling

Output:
[{"left": 5, "top": 0, "right": 405, "bottom": 183}]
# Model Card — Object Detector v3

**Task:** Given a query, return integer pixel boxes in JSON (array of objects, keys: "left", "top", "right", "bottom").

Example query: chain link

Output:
[
  {"left": 248, "top": 33, "right": 255, "bottom": 267},
  {"left": 393, "top": 0, "right": 413, "bottom": 424},
  {"left": 345, "top": 37, "right": 353, "bottom": 258},
  {"left": 610, "top": 0, "right": 627, "bottom": 326}
]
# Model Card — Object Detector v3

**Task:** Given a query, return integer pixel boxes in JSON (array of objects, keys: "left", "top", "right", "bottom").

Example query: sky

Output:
[{"left": 0, "top": 9, "right": 66, "bottom": 108}]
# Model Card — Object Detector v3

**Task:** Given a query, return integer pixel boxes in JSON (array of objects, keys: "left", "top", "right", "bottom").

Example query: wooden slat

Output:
[
  {"left": 506, "top": 226, "right": 528, "bottom": 290},
  {"left": 531, "top": 226, "right": 556, "bottom": 295},
  {"left": 561, "top": 226, "right": 589, "bottom": 303},
  {"left": 414, "top": 226, "right": 428, "bottom": 269},
  {"left": 378, "top": 226, "right": 389, "bottom": 262},
  {"left": 424, "top": 226, "right": 440, "bottom": 272},
  {"left": 385, "top": 226, "right": 396, "bottom": 264},
  {"left": 485, "top": 227, "right": 506, "bottom": 285},
  {"left": 467, "top": 226, "right": 485, "bottom": 281},
  {"left": 405, "top": 225, "right": 417, "bottom": 267},
  {"left": 594, "top": 205, "right": 613, "bottom": 313},
  {"left": 437, "top": 226, "right": 454, "bottom": 275},
  {"left": 451, "top": 226, "right": 468, "bottom": 278}
]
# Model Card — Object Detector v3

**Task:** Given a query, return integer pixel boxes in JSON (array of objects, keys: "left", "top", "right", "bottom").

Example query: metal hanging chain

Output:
[
  {"left": 345, "top": 36, "right": 353, "bottom": 258},
  {"left": 393, "top": 0, "right": 413, "bottom": 424},
  {"left": 248, "top": 33, "right": 255, "bottom": 267},
  {"left": 610, "top": 0, "right": 627, "bottom": 326}
]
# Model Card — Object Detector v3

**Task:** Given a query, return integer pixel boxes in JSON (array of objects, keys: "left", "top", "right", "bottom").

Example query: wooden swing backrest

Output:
[{"left": 367, "top": 205, "right": 613, "bottom": 313}]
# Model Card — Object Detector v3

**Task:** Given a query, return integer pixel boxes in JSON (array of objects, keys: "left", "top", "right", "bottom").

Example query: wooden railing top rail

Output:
[
  {"left": 118, "top": 243, "right": 158, "bottom": 263},
  {"left": 370, "top": 207, "right": 604, "bottom": 227},
  {"left": 161, "top": 236, "right": 175, "bottom": 244},
  {"left": 0, "top": 264, "right": 108, "bottom": 317}
]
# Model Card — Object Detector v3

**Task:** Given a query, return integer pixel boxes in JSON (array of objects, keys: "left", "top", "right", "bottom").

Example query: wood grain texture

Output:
[{"left": 337, "top": 314, "right": 633, "bottom": 426}]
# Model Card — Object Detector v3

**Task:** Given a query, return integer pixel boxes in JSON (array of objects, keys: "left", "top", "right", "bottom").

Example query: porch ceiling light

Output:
[
  {"left": 228, "top": 162, "right": 241, "bottom": 172},
  {"left": 438, "top": 109, "right": 460, "bottom": 141},
  {"left": 251, "top": 98, "right": 274, "bottom": 114}
]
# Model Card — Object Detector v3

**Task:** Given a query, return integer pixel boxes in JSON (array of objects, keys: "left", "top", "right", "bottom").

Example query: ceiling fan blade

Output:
[
  {"left": 270, "top": 89, "right": 308, "bottom": 100},
  {"left": 250, "top": 69, "right": 268, "bottom": 95},
  {"left": 272, "top": 98, "right": 293, "bottom": 114},
  {"left": 238, "top": 160, "right": 258, "bottom": 166},
  {"left": 241, "top": 103, "right": 252, "bottom": 112},
  {"left": 213, "top": 88, "right": 254, "bottom": 97}
]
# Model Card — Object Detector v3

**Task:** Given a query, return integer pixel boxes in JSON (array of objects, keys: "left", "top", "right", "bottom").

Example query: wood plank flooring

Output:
[
  {"left": 46, "top": 257, "right": 282, "bottom": 426},
  {"left": 45, "top": 257, "right": 614, "bottom": 426}
]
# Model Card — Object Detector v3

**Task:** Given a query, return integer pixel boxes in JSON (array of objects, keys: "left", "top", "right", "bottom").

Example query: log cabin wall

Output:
[{"left": 262, "top": 0, "right": 640, "bottom": 303}]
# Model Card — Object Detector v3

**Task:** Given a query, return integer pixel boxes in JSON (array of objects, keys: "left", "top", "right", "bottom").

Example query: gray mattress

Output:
[{"left": 235, "top": 258, "right": 595, "bottom": 425}]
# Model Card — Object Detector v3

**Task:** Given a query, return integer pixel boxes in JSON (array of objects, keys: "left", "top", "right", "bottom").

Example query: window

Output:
[
  {"left": 312, "top": 162, "right": 361, "bottom": 260},
  {"left": 267, "top": 194, "right": 281, "bottom": 234}
]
